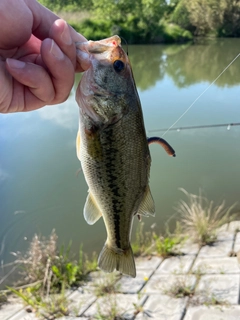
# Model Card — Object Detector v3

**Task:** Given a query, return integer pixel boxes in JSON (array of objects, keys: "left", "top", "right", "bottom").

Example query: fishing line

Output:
[
  {"left": 120, "top": 36, "right": 129, "bottom": 55},
  {"left": 161, "top": 52, "right": 240, "bottom": 137}
]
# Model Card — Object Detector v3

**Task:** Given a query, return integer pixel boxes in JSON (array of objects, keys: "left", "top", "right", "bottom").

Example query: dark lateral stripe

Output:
[
  {"left": 113, "top": 213, "right": 121, "bottom": 248},
  {"left": 102, "top": 126, "right": 124, "bottom": 248}
]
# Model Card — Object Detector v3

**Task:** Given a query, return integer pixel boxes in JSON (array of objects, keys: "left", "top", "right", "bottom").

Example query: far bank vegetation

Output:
[{"left": 39, "top": 0, "right": 240, "bottom": 43}]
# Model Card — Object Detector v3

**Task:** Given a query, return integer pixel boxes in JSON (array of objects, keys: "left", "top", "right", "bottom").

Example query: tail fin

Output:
[{"left": 98, "top": 244, "right": 136, "bottom": 278}]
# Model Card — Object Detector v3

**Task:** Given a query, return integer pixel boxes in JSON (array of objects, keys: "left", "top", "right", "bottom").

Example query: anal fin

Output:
[
  {"left": 84, "top": 193, "right": 102, "bottom": 225},
  {"left": 137, "top": 186, "right": 155, "bottom": 217}
]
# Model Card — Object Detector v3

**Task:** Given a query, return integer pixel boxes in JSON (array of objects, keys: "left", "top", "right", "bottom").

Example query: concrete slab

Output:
[
  {"left": 116, "top": 269, "right": 154, "bottom": 293},
  {"left": 155, "top": 255, "right": 195, "bottom": 274},
  {"left": 7, "top": 309, "right": 38, "bottom": 320},
  {"left": 135, "top": 256, "right": 163, "bottom": 270},
  {"left": 135, "top": 295, "right": 188, "bottom": 320},
  {"left": 192, "top": 257, "right": 240, "bottom": 274},
  {"left": 67, "top": 290, "right": 97, "bottom": 316},
  {"left": 0, "top": 297, "right": 24, "bottom": 320},
  {"left": 235, "top": 232, "right": 240, "bottom": 243},
  {"left": 234, "top": 232, "right": 240, "bottom": 253},
  {"left": 144, "top": 274, "right": 196, "bottom": 295},
  {"left": 174, "top": 240, "right": 199, "bottom": 256},
  {"left": 195, "top": 274, "right": 239, "bottom": 305},
  {"left": 81, "top": 271, "right": 120, "bottom": 294},
  {"left": 184, "top": 305, "right": 240, "bottom": 320},
  {"left": 228, "top": 221, "right": 240, "bottom": 232},
  {"left": 83, "top": 293, "right": 147, "bottom": 319},
  {"left": 217, "top": 231, "right": 234, "bottom": 242},
  {"left": 198, "top": 241, "right": 233, "bottom": 258},
  {"left": 58, "top": 317, "right": 86, "bottom": 320}
]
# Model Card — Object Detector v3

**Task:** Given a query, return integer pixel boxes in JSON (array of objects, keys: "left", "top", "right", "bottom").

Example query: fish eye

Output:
[{"left": 113, "top": 60, "right": 125, "bottom": 72}]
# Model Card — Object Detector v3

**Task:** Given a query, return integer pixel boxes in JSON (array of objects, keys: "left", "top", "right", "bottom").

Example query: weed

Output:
[
  {"left": 132, "top": 222, "right": 152, "bottom": 257},
  {"left": 95, "top": 294, "right": 125, "bottom": 320},
  {"left": 132, "top": 222, "right": 183, "bottom": 258},
  {"left": 8, "top": 230, "right": 99, "bottom": 318},
  {"left": 164, "top": 276, "right": 195, "bottom": 298},
  {"left": 94, "top": 273, "right": 120, "bottom": 297},
  {"left": 152, "top": 234, "right": 180, "bottom": 257},
  {"left": 85, "top": 251, "right": 98, "bottom": 272},
  {"left": 192, "top": 265, "right": 206, "bottom": 280},
  {"left": 0, "top": 292, "right": 7, "bottom": 306},
  {"left": 176, "top": 188, "right": 236, "bottom": 247},
  {"left": 8, "top": 286, "right": 69, "bottom": 319},
  {"left": 192, "top": 288, "right": 229, "bottom": 307},
  {"left": 132, "top": 292, "right": 147, "bottom": 317}
]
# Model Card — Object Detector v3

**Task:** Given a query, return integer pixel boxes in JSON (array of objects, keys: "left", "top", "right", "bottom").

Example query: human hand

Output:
[{"left": 0, "top": 0, "right": 87, "bottom": 113}]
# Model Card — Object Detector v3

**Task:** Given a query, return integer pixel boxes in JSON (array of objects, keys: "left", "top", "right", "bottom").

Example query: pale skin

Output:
[{"left": 0, "top": 0, "right": 88, "bottom": 113}]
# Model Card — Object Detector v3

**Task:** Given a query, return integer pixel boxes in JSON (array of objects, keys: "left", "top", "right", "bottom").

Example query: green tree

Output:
[
  {"left": 172, "top": 0, "right": 228, "bottom": 36},
  {"left": 38, "top": 0, "right": 93, "bottom": 11},
  {"left": 92, "top": 0, "right": 167, "bottom": 42},
  {"left": 219, "top": 0, "right": 240, "bottom": 36}
]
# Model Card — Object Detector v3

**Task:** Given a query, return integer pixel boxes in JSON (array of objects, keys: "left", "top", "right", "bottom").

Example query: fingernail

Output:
[
  {"left": 7, "top": 58, "right": 26, "bottom": 69},
  {"left": 61, "top": 23, "right": 72, "bottom": 45},
  {"left": 50, "top": 40, "right": 64, "bottom": 60}
]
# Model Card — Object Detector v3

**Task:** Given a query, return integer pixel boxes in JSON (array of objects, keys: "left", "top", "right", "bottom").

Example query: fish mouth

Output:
[{"left": 76, "top": 35, "right": 122, "bottom": 55}]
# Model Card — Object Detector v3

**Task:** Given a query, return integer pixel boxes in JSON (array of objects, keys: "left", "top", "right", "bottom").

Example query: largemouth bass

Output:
[{"left": 75, "top": 36, "right": 175, "bottom": 277}]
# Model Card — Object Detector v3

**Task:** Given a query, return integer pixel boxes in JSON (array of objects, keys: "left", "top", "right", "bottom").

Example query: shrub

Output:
[{"left": 176, "top": 188, "right": 236, "bottom": 246}]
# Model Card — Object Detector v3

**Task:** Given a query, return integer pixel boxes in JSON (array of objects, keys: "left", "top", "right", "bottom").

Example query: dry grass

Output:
[{"left": 176, "top": 188, "right": 236, "bottom": 246}]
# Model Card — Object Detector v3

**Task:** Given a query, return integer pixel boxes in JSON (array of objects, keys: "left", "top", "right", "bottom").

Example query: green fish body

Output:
[{"left": 76, "top": 36, "right": 155, "bottom": 277}]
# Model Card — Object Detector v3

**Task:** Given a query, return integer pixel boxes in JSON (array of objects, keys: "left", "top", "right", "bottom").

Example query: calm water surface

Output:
[{"left": 1, "top": 39, "right": 240, "bottom": 283}]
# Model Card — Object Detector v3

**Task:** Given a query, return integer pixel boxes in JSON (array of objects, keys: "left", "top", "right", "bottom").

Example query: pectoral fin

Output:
[
  {"left": 76, "top": 129, "right": 81, "bottom": 161},
  {"left": 137, "top": 186, "right": 155, "bottom": 217},
  {"left": 84, "top": 193, "right": 102, "bottom": 225}
]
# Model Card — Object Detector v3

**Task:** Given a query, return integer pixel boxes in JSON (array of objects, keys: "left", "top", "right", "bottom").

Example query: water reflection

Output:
[
  {"left": 129, "top": 38, "right": 240, "bottom": 90},
  {"left": 37, "top": 97, "right": 78, "bottom": 130}
]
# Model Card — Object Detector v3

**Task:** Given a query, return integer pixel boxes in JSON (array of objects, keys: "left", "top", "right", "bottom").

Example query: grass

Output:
[
  {"left": 132, "top": 222, "right": 184, "bottom": 258},
  {"left": 164, "top": 276, "right": 195, "bottom": 298},
  {"left": 176, "top": 188, "right": 236, "bottom": 247},
  {"left": 95, "top": 295, "right": 125, "bottom": 320},
  {"left": 8, "top": 287, "right": 69, "bottom": 319},
  {"left": 13, "top": 230, "right": 97, "bottom": 290},
  {"left": 0, "top": 292, "right": 7, "bottom": 306},
  {"left": 94, "top": 273, "right": 120, "bottom": 297}
]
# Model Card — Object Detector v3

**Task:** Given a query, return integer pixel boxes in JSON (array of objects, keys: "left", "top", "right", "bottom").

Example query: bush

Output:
[
  {"left": 171, "top": 0, "right": 193, "bottom": 31},
  {"left": 161, "top": 22, "right": 193, "bottom": 43},
  {"left": 70, "top": 19, "right": 112, "bottom": 40}
]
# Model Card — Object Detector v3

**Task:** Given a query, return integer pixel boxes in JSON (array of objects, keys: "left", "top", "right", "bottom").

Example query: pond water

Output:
[{"left": 1, "top": 38, "right": 240, "bottom": 284}]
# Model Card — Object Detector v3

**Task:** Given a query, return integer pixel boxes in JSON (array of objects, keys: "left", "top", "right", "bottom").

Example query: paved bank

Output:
[{"left": 1, "top": 221, "right": 240, "bottom": 320}]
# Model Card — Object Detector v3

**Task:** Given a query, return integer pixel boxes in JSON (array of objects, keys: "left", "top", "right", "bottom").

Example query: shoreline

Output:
[{"left": 1, "top": 220, "right": 240, "bottom": 319}]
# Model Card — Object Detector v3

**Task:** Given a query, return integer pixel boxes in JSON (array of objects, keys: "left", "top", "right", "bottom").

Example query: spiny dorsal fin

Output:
[
  {"left": 84, "top": 193, "right": 102, "bottom": 225},
  {"left": 137, "top": 186, "right": 155, "bottom": 217}
]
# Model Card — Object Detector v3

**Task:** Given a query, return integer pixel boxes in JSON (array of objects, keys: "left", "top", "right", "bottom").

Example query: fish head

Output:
[{"left": 76, "top": 35, "right": 138, "bottom": 127}]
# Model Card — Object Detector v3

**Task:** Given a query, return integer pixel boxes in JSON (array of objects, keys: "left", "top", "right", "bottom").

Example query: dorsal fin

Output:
[
  {"left": 137, "top": 186, "right": 155, "bottom": 217},
  {"left": 84, "top": 193, "right": 102, "bottom": 225}
]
